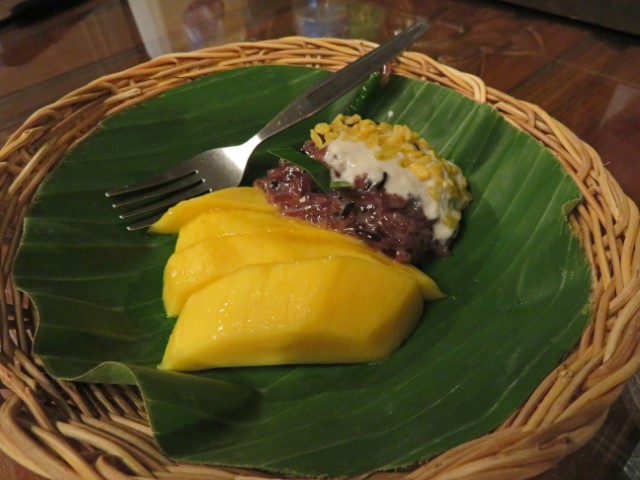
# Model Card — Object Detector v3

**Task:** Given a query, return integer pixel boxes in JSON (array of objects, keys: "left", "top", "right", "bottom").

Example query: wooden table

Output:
[{"left": 1, "top": 0, "right": 639, "bottom": 478}]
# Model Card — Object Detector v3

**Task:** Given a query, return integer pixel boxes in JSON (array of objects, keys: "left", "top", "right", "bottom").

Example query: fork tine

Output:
[
  {"left": 126, "top": 212, "right": 165, "bottom": 231},
  {"left": 105, "top": 163, "right": 197, "bottom": 198},
  {"left": 117, "top": 182, "right": 211, "bottom": 220},
  {"left": 110, "top": 173, "right": 201, "bottom": 208}
]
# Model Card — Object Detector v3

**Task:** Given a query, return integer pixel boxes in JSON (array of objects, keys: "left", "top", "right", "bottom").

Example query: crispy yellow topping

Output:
[{"left": 311, "top": 114, "right": 472, "bottom": 211}]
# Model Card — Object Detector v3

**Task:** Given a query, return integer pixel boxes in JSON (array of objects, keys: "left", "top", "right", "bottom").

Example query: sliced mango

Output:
[
  {"left": 164, "top": 229, "right": 442, "bottom": 317},
  {"left": 172, "top": 208, "right": 442, "bottom": 301},
  {"left": 150, "top": 187, "right": 276, "bottom": 234},
  {"left": 175, "top": 209, "right": 294, "bottom": 251},
  {"left": 155, "top": 186, "right": 445, "bottom": 371},
  {"left": 160, "top": 256, "right": 424, "bottom": 371}
]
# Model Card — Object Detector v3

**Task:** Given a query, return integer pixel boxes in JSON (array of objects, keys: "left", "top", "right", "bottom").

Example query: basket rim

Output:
[{"left": 1, "top": 36, "right": 640, "bottom": 480}]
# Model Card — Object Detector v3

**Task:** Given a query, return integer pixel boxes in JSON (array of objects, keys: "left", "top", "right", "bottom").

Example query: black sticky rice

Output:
[{"left": 255, "top": 143, "right": 450, "bottom": 264}]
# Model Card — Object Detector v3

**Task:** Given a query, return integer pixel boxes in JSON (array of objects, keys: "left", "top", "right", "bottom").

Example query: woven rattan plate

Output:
[{"left": 1, "top": 37, "right": 640, "bottom": 480}]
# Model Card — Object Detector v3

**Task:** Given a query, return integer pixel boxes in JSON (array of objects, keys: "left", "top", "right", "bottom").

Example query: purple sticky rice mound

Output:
[{"left": 255, "top": 149, "right": 451, "bottom": 264}]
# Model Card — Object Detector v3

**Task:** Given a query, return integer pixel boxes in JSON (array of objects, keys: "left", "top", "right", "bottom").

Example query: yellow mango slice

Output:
[
  {"left": 175, "top": 209, "right": 294, "bottom": 251},
  {"left": 172, "top": 208, "right": 442, "bottom": 301},
  {"left": 160, "top": 256, "right": 424, "bottom": 371},
  {"left": 164, "top": 229, "right": 442, "bottom": 317},
  {"left": 177, "top": 208, "right": 406, "bottom": 252},
  {"left": 150, "top": 187, "right": 276, "bottom": 234}
]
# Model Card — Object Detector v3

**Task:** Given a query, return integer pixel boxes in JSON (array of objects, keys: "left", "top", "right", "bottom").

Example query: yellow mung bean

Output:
[{"left": 309, "top": 114, "right": 472, "bottom": 212}]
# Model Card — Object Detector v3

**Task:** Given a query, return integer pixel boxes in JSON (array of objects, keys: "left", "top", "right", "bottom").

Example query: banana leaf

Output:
[{"left": 13, "top": 65, "right": 592, "bottom": 476}]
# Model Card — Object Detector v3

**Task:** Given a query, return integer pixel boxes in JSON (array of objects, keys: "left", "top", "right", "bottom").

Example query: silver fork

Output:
[{"left": 105, "top": 22, "right": 428, "bottom": 230}]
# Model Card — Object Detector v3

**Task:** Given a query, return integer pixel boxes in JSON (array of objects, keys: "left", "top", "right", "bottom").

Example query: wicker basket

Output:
[{"left": 1, "top": 37, "right": 639, "bottom": 480}]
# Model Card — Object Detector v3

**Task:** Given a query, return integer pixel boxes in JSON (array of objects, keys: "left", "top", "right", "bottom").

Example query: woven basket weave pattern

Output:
[{"left": 1, "top": 37, "right": 639, "bottom": 480}]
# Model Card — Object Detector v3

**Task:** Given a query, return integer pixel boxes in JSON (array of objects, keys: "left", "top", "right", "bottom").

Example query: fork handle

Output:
[{"left": 254, "top": 22, "right": 428, "bottom": 143}]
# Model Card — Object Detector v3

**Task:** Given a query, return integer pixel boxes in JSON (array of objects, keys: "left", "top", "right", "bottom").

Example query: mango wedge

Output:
[
  {"left": 155, "top": 187, "right": 445, "bottom": 371},
  {"left": 164, "top": 229, "right": 443, "bottom": 317},
  {"left": 171, "top": 208, "right": 442, "bottom": 302},
  {"left": 175, "top": 209, "right": 295, "bottom": 251},
  {"left": 160, "top": 256, "right": 424, "bottom": 371},
  {"left": 150, "top": 187, "right": 276, "bottom": 234}
]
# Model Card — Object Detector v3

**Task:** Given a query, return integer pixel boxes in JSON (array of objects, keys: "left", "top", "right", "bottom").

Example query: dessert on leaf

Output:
[
  {"left": 258, "top": 114, "right": 472, "bottom": 263},
  {"left": 154, "top": 115, "right": 471, "bottom": 371}
]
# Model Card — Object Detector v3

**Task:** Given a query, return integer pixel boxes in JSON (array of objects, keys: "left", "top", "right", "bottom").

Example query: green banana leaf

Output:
[{"left": 13, "top": 65, "right": 592, "bottom": 476}]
